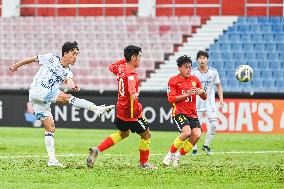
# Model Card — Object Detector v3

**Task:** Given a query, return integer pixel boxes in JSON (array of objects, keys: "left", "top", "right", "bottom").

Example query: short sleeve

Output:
[
  {"left": 213, "top": 70, "right": 221, "bottom": 85},
  {"left": 37, "top": 53, "right": 53, "bottom": 65}
]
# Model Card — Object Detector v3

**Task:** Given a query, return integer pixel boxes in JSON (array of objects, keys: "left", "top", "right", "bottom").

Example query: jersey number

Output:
[
  {"left": 118, "top": 78, "right": 125, "bottom": 97},
  {"left": 182, "top": 90, "right": 193, "bottom": 102}
]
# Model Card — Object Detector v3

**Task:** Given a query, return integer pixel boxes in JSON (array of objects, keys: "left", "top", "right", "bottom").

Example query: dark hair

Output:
[
  {"left": 196, "top": 50, "right": 209, "bottom": 60},
  {"left": 177, "top": 55, "right": 192, "bottom": 67},
  {"left": 124, "top": 45, "right": 142, "bottom": 62},
  {"left": 62, "top": 41, "right": 79, "bottom": 56}
]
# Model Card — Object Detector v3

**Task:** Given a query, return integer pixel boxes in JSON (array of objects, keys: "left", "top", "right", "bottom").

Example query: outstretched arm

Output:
[{"left": 9, "top": 56, "right": 38, "bottom": 72}]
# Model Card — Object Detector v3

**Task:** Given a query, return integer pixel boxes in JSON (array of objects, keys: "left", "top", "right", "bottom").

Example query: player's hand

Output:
[
  {"left": 187, "top": 88, "right": 196, "bottom": 96},
  {"left": 131, "top": 92, "right": 139, "bottom": 100},
  {"left": 219, "top": 101, "right": 224, "bottom": 109},
  {"left": 71, "top": 84, "right": 80, "bottom": 91},
  {"left": 9, "top": 64, "right": 19, "bottom": 72},
  {"left": 195, "top": 88, "right": 205, "bottom": 95}
]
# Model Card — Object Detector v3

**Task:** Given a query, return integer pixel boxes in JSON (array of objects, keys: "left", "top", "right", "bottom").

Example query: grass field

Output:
[{"left": 0, "top": 127, "right": 283, "bottom": 189}]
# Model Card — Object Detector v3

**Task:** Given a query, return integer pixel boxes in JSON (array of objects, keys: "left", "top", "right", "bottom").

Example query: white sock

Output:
[
  {"left": 175, "top": 151, "right": 181, "bottom": 157},
  {"left": 69, "top": 96, "right": 97, "bottom": 111},
  {"left": 45, "top": 131, "right": 55, "bottom": 160},
  {"left": 204, "top": 120, "right": 217, "bottom": 147},
  {"left": 193, "top": 144, "right": 198, "bottom": 150}
]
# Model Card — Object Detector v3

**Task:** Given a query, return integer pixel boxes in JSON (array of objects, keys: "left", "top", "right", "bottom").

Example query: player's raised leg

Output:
[{"left": 56, "top": 91, "right": 115, "bottom": 116}]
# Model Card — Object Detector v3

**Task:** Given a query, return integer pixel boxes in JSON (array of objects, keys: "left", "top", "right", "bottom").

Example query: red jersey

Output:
[
  {"left": 167, "top": 74, "right": 207, "bottom": 118},
  {"left": 109, "top": 59, "right": 142, "bottom": 121}
]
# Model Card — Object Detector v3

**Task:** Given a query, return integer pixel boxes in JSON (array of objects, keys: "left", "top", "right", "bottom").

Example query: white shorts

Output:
[
  {"left": 29, "top": 87, "right": 61, "bottom": 121},
  {"left": 197, "top": 110, "right": 217, "bottom": 122}
]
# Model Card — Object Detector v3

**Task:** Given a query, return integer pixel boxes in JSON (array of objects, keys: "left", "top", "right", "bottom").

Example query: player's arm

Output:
[
  {"left": 195, "top": 78, "right": 207, "bottom": 100},
  {"left": 65, "top": 78, "right": 80, "bottom": 92},
  {"left": 216, "top": 83, "right": 224, "bottom": 108},
  {"left": 9, "top": 56, "right": 37, "bottom": 72},
  {"left": 109, "top": 59, "right": 126, "bottom": 75}
]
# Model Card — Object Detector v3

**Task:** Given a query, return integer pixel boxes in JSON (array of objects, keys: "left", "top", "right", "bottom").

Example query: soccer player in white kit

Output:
[
  {"left": 9, "top": 41, "right": 114, "bottom": 167},
  {"left": 191, "top": 51, "right": 224, "bottom": 155}
]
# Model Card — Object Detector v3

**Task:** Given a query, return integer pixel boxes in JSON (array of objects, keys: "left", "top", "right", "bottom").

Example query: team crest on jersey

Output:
[{"left": 191, "top": 81, "right": 197, "bottom": 87}]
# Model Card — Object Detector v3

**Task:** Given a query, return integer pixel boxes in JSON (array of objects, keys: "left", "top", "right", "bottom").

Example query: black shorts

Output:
[
  {"left": 114, "top": 117, "right": 149, "bottom": 134},
  {"left": 172, "top": 114, "right": 201, "bottom": 132}
]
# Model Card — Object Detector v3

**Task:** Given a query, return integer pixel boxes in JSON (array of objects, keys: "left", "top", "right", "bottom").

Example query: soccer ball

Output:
[{"left": 235, "top": 65, "right": 253, "bottom": 82}]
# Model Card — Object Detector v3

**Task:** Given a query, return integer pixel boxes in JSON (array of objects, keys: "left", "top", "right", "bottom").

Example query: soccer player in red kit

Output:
[
  {"left": 163, "top": 55, "right": 207, "bottom": 167},
  {"left": 87, "top": 45, "right": 157, "bottom": 169}
]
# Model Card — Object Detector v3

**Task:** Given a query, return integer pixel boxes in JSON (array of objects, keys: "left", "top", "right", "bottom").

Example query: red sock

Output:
[
  {"left": 179, "top": 148, "right": 186, "bottom": 155},
  {"left": 139, "top": 150, "right": 149, "bottom": 165},
  {"left": 170, "top": 144, "right": 178, "bottom": 153},
  {"left": 97, "top": 137, "right": 115, "bottom": 152}
]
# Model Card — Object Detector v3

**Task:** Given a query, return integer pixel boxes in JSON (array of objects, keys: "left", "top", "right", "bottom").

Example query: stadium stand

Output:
[{"left": 0, "top": 16, "right": 200, "bottom": 90}]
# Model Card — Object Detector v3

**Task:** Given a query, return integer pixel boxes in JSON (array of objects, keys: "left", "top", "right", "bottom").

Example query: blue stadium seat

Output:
[
  {"left": 238, "top": 25, "right": 250, "bottom": 33},
  {"left": 254, "top": 44, "right": 265, "bottom": 51},
  {"left": 263, "top": 79, "right": 276, "bottom": 92},
  {"left": 275, "top": 80, "right": 284, "bottom": 91},
  {"left": 255, "top": 53, "right": 267, "bottom": 61},
  {"left": 243, "top": 44, "right": 254, "bottom": 51},
  {"left": 258, "top": 17, "right": 270, "bottom": 23},
  {"left": 251, "top": 34, "right": 262, "bottom": 42},
  {"left": 231, "top": 43, "right": 242, "bottom": 51},
  {"left": 233, "top": 52, "right": 244, "bottom": 60},
  {"left": 263, "top": 34, "right": 274, "bottom": 42},
  {"left": 211, "top": 61, "right": 223, "bottom": 70},
  {"left": 211, "top": 52, "right": 222, "bottom": 60},
  {"left": 273, "top": 70, "right": 284, "bottom": 78},
  {"left": 246, "top": 17, "right": 258, "bottom": 23},
  {"left": 261, "top": 25, "right": 272, "bottom": 33},
  {"left": 222, "top": 53, "right": 233, "bottom": 61},
  {"left": 277, "top": 44, "right": 284, "bottom": 51},
  {"left": 270, "top": 61, "right": 282, "bottom": 70},
  {"left": 245, "top": 61, "right": 259, "bottom": 70},
  {"left": 250, "top": 25, "right": 261, "bottom": 33},
  {"left": 240, "top": 34, "right": 251, "bottom": 42},
  {"left": 269, "top": 17, "right": 281, "bottom": 24},
  {"left": 265, "top": 44, "right": 276, "bottom": 51},
  {"left": 229, "top": 34, "right": 240, "bottom": 42},
  {"left": 261, "top": 70, "right": 273, "bottom": 78},
  {"left": 227, "top": 26, "right": 238, "bottom": 33},
  {"left": 244, "top": 52, "right": 256, "bottom": 59},
  {"left": 251, "top": 79, "right": 263, "bottom": 90},
  {"left": 252, "top": 70, "right": 261, "bottom": 78},
  {"left": 267, "top": 53, "right": 279, "bottom": 61},
  {"left": 220, "top": 43, "right": 231, "bottom": 51},
  {"left": 258, "top": 61, "right": 270, "bottom": 70},
  {"left": 227, "top": 79, "right": 241, "bottom": 92},
  {"left": 275, "top": 34, "right": 284, "bottom": 42},
  {"left": 279, "top": 53, "right": 284, "bottom": 61},
  {"left": 272, "top": 25, "right": 284, "bottom": 33},
  {"left": 224, "top": 61, "right": 235, "bottom": 70}
]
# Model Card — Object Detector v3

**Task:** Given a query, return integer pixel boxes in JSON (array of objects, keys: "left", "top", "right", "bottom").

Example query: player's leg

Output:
[
  {"left": 192, "top": 111, "right": 204, "bottom": 155},
  {"left": 32, "top": 102, "right": 63, "bottom": 167},
  {"left": 163, "top": 114, "right": 191, "bottom": 166},
  {"left": 86, "top": 117, "right": 130, "bottom": 168},
  {"left": 203, "top": 111, "right": 218, "bottom": 155},
  {"left": 173, "top": 119, "right": 201, "bottom": 167},
  {"left": 55, "top": 91, "right": 115, "bottom": 116},
  {"left": 133, "top": 117, "right": 156, "bottom": 169}
]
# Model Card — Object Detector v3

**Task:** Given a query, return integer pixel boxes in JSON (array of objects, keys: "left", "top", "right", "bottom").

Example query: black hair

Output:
[
  {"left": 62, "top": 41, "right": 79, "bottom": 56},
  {"left": 177, "top": 55, "right": 192, "bottom": 67},
  {"left": 124, "top": 45, "right": 142, "bottom": 62},
  {"left": 196, "top": 50, "right": 209, "bottom": 60}
]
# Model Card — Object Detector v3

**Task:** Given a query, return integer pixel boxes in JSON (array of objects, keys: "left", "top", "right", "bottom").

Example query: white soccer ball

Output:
[{"left": 235, "top": 65, "right": 253, "bottom": 82}]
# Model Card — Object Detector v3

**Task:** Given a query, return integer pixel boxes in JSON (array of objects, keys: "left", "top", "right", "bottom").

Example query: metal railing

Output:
[{"left": 20, "top": 0, "right": 138, "bottom": 16}]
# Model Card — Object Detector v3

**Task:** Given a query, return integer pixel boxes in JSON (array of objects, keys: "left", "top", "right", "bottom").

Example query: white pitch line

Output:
[{"left": 0, "top": 151, "right": 283, "bottom": 159}]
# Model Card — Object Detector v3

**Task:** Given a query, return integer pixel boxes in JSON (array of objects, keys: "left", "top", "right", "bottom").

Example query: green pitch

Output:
[{"left": 0, "top": 127, "right": 283, "bottom": 189}]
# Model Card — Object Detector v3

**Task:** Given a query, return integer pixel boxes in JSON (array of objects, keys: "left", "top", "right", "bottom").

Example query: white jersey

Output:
[
  {"left": 29, "top": 53, "right": 73, "bottom": 103},
  {"left": 191, "top": 67, "right": 220, "bottom": 112}
]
